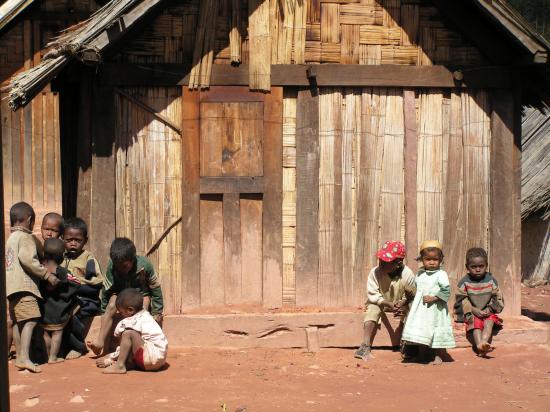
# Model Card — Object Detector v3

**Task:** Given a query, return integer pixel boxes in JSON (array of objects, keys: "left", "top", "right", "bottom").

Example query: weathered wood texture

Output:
[
  {"left": 115, "top": 87, "right": 183, "bottom": 314},
  {"left": 1, "top": 91, "right": 62, "bottom": 238},
  {"left": 111, "top": 0, "right": 487, "bottom": 68},
  {"left": 490, "top": 90, "right": 521, "bottom": 316}
]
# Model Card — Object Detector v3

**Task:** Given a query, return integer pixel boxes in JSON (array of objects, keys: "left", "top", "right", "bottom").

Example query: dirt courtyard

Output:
[{"left": 8, "top": 343, "right": 550, "bottom": 412}]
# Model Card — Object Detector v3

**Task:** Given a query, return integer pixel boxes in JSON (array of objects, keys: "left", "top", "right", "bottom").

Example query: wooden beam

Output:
[
  {"left": 403, "top": 89, "right": 418, "bottom": 271},
  {"left": 295, "top": 88, "right": 320, "bottom": 307},
  {"left": 99, "top": 64, "right": 512, "bottom": 88},
  {"left": 490, "top": 89, "right": 521, "bottom": 316},
  {"left": 200, "top": 177, "right": 264, "bottom": 194},
  {"left": 114, "top": 87, "right": 182, "bottom": 133},
  {"left": 181, "top": 88, "right": 201, "bottom": 308}
]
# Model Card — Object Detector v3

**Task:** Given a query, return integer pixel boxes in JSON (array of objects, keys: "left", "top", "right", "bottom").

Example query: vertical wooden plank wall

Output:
[{"left": 115, "top": 87, "right": 183, "bottom": 314}]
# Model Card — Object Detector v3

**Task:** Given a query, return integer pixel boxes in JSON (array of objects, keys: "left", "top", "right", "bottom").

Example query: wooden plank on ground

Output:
[
  {"left": 490, "top": 89, "right": 521, "bottom": 316},
  {"left": 403, "top": 89, "right": 418, "bottom": 271},
  {"left": 295, "top": 88, "right": 320, "bottom": 307},
  {"left": 240, "top": 194, "right": 263, "bottom": 303},
  {"left": 262, "top": 87, "right": 283, "bottom": 308},
  {"left": 200, "top": 194, "right": 225, "bottom": 306},
  {"left": 224, "top": 193, "right": 243, "bottom": 304},
  {"left": 182, "top": 87, "right": 201, "bottom": 307}
]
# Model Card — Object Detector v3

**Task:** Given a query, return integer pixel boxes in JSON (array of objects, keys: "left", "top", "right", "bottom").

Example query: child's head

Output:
[
  {"left": 41, "top": 212, "right": 64, "bottom": 240},
  {"left": 419, "top": 240, "right": 444, "bottom": 271},
  {"left": 10, "top": 202, "right": 35, "bottom": 230},
  {"left": 376, "top": 241, "right": 406, "bottom": 274},
  {"left": 110, "top": 238, "right": 137, "bottom": 275},
  {"left": 465, "top": 247, "right": 488, "bottom": 280},
  {"left": 115, "top": 288, "right": 143, "bottom": 318},
  {"left": 63, "top": 217, "right": 89, "bottom": 258},
  {"left": 43, "top": 238, "right": 65, "bottom": 265}
]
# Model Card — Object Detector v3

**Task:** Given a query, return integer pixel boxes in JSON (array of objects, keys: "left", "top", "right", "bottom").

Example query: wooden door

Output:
[{"left": 181, "top": 87, "right": 282, "bottom": 309}]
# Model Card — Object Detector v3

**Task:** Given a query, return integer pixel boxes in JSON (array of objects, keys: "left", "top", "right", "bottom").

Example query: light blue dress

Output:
[{"left": 402, "top": 269, "right": 456, "bottom": 348}]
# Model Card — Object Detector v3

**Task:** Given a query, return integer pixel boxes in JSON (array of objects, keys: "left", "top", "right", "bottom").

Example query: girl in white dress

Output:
[{"left": 402, "top": 240, "right": 455, "bottom": 364}]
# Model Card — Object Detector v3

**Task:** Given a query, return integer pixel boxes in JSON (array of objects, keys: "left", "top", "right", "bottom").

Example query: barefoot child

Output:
[
  {"left": 96, "top": 288, "right": 167, "bottom": 374},
  {"left": 354, "top": 241, "right": 416, "bottom": 361},
  {"left": 402, "top": 240, "right": 455, "bottom": 364},
  {"left": 62, "top": 217, "right": 103, "bottom": 359},
  {"left": 89, "top": 238, "right": 164, "bottom": 356},
  {"left": 40, "top": 238, "right": 80, "bottom": 363},
  {"left": 455, "top": 248, "right": 504, "bottom": 356},
  {"left": 5, "top": 202, "right": 59, "bottom": 373}
]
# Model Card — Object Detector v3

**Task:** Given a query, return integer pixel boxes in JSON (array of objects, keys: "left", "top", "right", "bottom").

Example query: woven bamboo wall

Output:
[
  {"left": 113, "top": 0, "right": 486, "bottom": 68},
  {"left": 282, "top": 86, "right": 492, "bottom": 308},
  {"left": 114, "top": 87, "right": 183, "bottom": 315}
]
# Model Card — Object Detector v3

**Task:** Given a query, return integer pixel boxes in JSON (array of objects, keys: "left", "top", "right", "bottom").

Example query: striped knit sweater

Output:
[{"left": 454, "top": 272, "right": 504, "bottom": 322}]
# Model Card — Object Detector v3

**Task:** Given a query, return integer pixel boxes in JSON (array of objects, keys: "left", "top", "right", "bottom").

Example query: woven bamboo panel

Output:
[
  {"left": 282, "top": 89, "right": 297, "bottom": 305},
  {"left": 115, "top": 87, "right": 183, "bottom": 315}
]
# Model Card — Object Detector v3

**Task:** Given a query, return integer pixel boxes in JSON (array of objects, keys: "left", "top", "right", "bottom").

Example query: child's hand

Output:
[
  {"left": 153, "top": 313, "right": 164, "bottom": 327},
  {"left": 46, "top": 273, "right": 60, "bottom": 287},
  {"left": 422, "top": 295, "right": 439, "bottom": 304},
  {"left": 380, "top": 300, "right": 395, "bottom": 311},
  {"left": 471, "top": 307, "right": 488, "bottom": 318}
]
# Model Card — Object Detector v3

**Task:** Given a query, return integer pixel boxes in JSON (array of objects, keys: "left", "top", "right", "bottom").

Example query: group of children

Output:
[
  {"left": 6, "top": 201, "right": 505, "bottom": 374},
  {"left": 355, "top": 239, "right": 504, "bottom": 364},
  {"left": 5, "top": 201, "right": 167, "bottom": 374}
]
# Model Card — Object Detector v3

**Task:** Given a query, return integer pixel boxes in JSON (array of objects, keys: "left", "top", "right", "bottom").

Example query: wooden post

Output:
[
  {"left": 403, "top": 89, "right": 418, "bottom": 270},
  {"left": 76, "top": 73, "right": 93, "bottom": 223},
  {"left": 490, "top": 89, "right": 521, "bottom": 316},
  {"left": 90, "top": 86, "right": 116, "bottom": 268},
  {"left": 295, "top": 88, "right": 320, "bottom": 306},
  {"left": 0, "top": 88, "right": 10, "bottom": 411},
  {"left": 181, "top": 88, "right": 201, "bottom": 308}
]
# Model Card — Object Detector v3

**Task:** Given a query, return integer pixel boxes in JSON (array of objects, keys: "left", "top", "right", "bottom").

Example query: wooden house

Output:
[
  {"left": 6, "top": 0, "right": 550, "bottom": 346},
  {"left": 0, "top": 0, "right": 103, "bottom": 236},
  {"left": 521, "top": 107, "right": 549, "bottom": 286}
]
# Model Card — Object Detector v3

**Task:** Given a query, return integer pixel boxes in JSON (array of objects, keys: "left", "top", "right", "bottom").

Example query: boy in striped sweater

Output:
[{"left": 455, "top": 248, "right": 504, "bottom": 357}]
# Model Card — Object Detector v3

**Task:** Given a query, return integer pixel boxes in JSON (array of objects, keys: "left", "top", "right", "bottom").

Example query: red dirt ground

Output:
[
  {"left": 7, "top": 285, "right": 550, "bottom": 412},
  {"left": 8, "top": 344, "right": 550, "bottom": 412}
]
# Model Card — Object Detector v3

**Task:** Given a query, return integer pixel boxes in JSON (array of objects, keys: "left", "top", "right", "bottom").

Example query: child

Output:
[
  {"left": 40, "top": 238, "right": 80, "bottom": 364},
  {"left": 5, "top": 202, "right": 59, "bottom": 373},
  {"left": 96, "top": 288, "right": 167, "bottom": 374},
  {"left": 89, "top": 238, "right": 164, "bottom": 356},
  {"left": 41, "top": 212, "right": 64, "bottom": 241},
  {"left": 401, "top": 240, "right": 455, "bottom": 364},
  {"left": 61, "top": 217, "right": 103, "bottom": 359},
  {"left": 354, "top": 241, "right": 416, "bottom": 361},
  {"left": 455, "top": 247, "right": 504, "bottom": 356}
]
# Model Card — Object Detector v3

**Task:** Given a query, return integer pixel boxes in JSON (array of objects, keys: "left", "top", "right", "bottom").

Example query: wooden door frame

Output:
[{"left": 181, "top": 86, "right": 283, "bottom": 309}]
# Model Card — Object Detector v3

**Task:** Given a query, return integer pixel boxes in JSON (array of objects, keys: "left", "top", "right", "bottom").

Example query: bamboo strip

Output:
[
  {"left": 416, "top": 91, "right": 443, "bottom": 243},
  {"left": 339, "top": 4, "right": 383, "bottom": 25},
  {"left": 230, "top": 0, "right": 242, "bottom": 63},
  {"left": 359, "top": 26, "right": 401, "bottom": 45},
  {"left": 306, "top": 23, "right": 321, "bottom": 41},
  {"left": 249, "top": 0, "right": 271, "bottom": 91},
  {"left": 379, "top": 89, "right": 404, "bottom": 243},
  {"left": 400, "top": 4, "right": 419, "bottom": 46},
  {"left": 359, "top": 44, "right": 381, "bottom": 65},
  {"left": 320, "top": 2, "right": 339, "bottom": 43},
  {"left": 341, "top": 24, "right": 360, "bottom": 64},
  {"left": 381, "top": 45, "right": 418, "bottom": 65},
  {"left": 321, "top": 42, "right": 341, "bottom": 62},
  {"left": 383, "top": 0, "right": 401, "bottom": 28},
  {"left": 293, "top": 0, "right": 308, "bottom": 63},
  {"left": 305, "top": 40, "right": 321, "bottom": 62},
  {"left": 189, "top": 0, "right": 219, "bottom": 89},
  {"left": 276, "top": 0, "right": 295, "bottom": 64}
]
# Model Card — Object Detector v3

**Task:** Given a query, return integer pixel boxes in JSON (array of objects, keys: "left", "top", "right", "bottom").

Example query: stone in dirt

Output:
[
  {"left": 70, "top": 395, "right": 85, "bottom": 403},
  {"left": 10, "top": 384, "right": 28, "bottom": 393},
  {"left": 23, "top": 396, "right": 40, "bottom": 408}
]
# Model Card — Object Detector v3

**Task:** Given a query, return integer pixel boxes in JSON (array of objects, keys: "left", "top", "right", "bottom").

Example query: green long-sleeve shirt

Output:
[{"left": 100, "top": 255, "right": 163, "bottom": 315}]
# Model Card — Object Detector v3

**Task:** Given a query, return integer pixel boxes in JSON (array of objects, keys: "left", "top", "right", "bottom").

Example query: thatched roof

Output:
[
  {"left": 7, "top": 0, "right": 550, "bottom": 110},
  {"left": 0, "top": 0, "right": 36, "bottom": 31},
  {"left": 522, "top": 107, "right": 550, "bottom": 220}
]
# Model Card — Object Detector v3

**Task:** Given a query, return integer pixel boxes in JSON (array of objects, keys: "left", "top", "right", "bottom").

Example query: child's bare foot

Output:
[
  {"left": 477, "top": 342, "right": 491, "bottom": 355},
  {"left": 48, "top": 358, "right": 65, "bottom": 364},
  {"left": 15, "top": 361, "right": 42, "bottom": 373},
  {"left": 102, "top": 363, "right": 127, "bottom": 374},
  {"left": 431, "top": 355, "right": 443, "bottom": 365},
  {"left": 87, "top": 340, "right": 103, "bottom": 356},
  {"left": 96, "top": 358, "right": 114, "bottom": 368},
  {"left": 65, "top": 350, "right": 82, "bottom": 360}
]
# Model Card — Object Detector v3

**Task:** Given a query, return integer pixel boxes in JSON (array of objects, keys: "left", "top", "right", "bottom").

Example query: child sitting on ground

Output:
[
  {"left": 40, "top": 238, "right": 81, "bottom": 364},
  {"left": 354, "top": 241, "right": 416, "bottom": 361},
  {"left": 89, "top": 237, "right": 164, "bottom": 356},
  {"left": 5, "top": 202, "right": 59, "bottom": 373},
  {"left": 455, "top": 247, "right": 504, "bottom": 357},
  {"left": 402, "top": 240, "right": 455, "bottom": 364},
  {"left": 96, "top": 288, "right": 168, "bottom": 374},
  {"left": 62, "top": 217, "right": 103, "bottom": 359}
]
